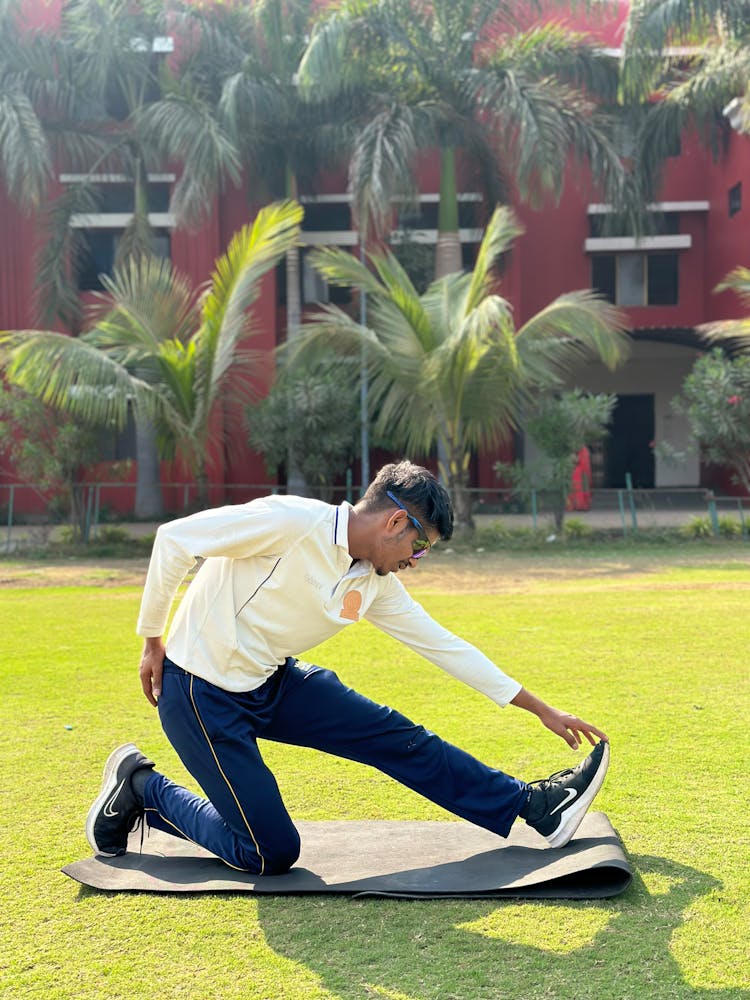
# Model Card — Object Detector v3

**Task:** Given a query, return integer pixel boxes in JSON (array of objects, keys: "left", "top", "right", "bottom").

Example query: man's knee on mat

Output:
[{"left": 234, "top": 826, "right": 301, "bottom": 875}]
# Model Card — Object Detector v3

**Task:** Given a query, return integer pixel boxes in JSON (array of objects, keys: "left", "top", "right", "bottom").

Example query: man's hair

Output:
[{"left": 359, "top": 460, "right": 454, "bottom": 541}]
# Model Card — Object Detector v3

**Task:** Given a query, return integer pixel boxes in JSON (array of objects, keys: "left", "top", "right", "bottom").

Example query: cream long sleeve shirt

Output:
[{"left": 136, "top": 495, "right": 522, "bottom": 707}]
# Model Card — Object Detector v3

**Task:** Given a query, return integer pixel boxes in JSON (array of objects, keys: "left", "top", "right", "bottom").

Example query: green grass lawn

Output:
[{"left": 1, "top": 550, "right": 748, "bottom": 999}]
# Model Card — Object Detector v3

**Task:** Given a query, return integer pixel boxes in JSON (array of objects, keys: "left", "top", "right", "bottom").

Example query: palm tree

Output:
[
  {"left": 173, "top": 0, "right": 362, "bottom": 491},
  {"left": 0, "top": 201, "right": 303, "bottom": 507},
  {"left": 1, "top": 0, "right": 240, "bottom": 323},
  {"left": 299, "top": 0, "right": 625, "bottom": 278},
  {"left": 621, "top": 0, "right": 750, "bottom": 194},
  {"left": 285, "top": 206, "right": 629, "bottom": 533},
  {"left": 0, "top": 0, "right": 242, "bottom": 515},
  {"left": 0, "top": 1, "right": 53, "bottom": 212}
]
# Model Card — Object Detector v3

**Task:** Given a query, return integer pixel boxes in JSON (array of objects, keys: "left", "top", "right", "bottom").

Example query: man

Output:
[{"left": 87, "top": 460, "right": 609, "bottom": 874}]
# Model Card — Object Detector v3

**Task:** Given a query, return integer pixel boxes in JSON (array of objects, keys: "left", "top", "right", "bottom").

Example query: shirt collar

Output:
[
  {"left": 334, "top": 502, "right": 373, "bottom": 578},
  {"left": 333, "top": 502, "right": 352, "bottom": 553}
]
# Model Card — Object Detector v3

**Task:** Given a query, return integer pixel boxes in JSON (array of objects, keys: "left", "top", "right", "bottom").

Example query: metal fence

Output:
[{"left": 2, "top": 480, "right": 749, "bottom": 553}]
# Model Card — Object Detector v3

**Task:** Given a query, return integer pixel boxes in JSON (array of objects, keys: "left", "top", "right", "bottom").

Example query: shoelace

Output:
[
  {"left": 528, "top": 765, "right": 578, "bottom": 790},
  {"left": 126, "top": 809, "right": 147, "bottom": 854}
]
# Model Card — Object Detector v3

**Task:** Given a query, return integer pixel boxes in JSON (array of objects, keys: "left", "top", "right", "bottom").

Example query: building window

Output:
[
  {"left": 76, "top": 230, "right": 171, "bottom": 291},
  {"left": 302, "top": 201, "right": 351, "bottom": 231},
  {"left": 91, "top": 182, "right": 170, "bottom": 214},
  {"left": 395, "top": 198, "right": 480, "bottom": 231},
  {"left": 729, "top": 183, "right": 742, "bottom": 217},
  {"left": 591, "top": 253, "right": 679, "bottom": 306},
  {"left": 302, "top": 250, "right": 330, "bottom": 304},
  {"left": 64, "top": 173, "right": 175, "bottom": 291}
]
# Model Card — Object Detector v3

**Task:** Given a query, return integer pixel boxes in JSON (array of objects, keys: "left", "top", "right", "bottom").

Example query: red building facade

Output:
[{"left": 2, "top": 0, "right": 749, "bottom": 512}]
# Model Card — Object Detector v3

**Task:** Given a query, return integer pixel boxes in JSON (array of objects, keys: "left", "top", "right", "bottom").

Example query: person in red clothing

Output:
[{"left": 568, "top": 446, "right": 592, "bottom": 512}]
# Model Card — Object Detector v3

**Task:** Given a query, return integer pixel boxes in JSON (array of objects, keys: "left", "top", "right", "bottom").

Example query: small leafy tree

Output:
[
  {"left": 248, "top": 356, "right": 362, "bottom": 501},
  {"left": 0, "top": 384, "right": 99, "bottom": 541},
  {"left": 496, "top": 389, "right": 616, "bottom": 531},
  {"left": 672, "top": 348, "right": 750, "bottom": 493}
]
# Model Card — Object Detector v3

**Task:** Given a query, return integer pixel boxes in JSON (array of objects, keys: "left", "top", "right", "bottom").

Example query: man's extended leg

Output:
[
  {"left": 262, "top": 661, "right": 528, "bottom": 838},
  {"left": 263, "top": 660, "right": 608, "bottom": 846}
]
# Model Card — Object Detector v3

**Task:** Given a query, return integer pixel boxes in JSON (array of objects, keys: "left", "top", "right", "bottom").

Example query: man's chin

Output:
[{"left": 375, "top": 564, "right": 400, "bottom": 576}]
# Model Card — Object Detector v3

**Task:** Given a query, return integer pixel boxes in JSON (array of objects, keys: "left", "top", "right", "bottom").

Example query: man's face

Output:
[{"left": 371, "top": 511, "right": 439, "bottom": 577}]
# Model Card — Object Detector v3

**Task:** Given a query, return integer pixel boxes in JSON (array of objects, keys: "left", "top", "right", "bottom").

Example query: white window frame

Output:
[{"left": 61, "top": 173, "right": 177, "bottom": 229}]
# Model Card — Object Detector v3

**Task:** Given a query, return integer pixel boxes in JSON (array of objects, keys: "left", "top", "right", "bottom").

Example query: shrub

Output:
[
  {"left": 564, "top": 517, "right": 593, "bottom": 539},
  {"left": 672, "top": 349, "right": 750, "bottom": 493},
  {"left": 717, "top": 515, "right": 741, "bottom": 538},
  {"left": 681, "top": 516, "right": 714, "bottom": 538},
  {"left": 96, "top": 527, "right": 132, "bottom": 544}
]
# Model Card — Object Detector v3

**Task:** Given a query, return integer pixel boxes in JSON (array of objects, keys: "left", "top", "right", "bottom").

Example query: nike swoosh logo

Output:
[
  {"left": 549, "top": 787, "right": 578, "bottom": 816},
  {"left": 103, "top": 779, "right": 125, "bottom": 818}
]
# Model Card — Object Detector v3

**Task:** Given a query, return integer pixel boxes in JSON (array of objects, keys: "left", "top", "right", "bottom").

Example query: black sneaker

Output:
[
  {"left": 85, "top": 743, "right": 154, "bottom": 857},
  {"left": 523, "top": 740, "right": 610, "bottom": 848}
]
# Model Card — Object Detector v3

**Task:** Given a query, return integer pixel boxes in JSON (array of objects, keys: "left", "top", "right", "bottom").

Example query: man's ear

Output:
[{"left": 384, "top": 508, "right": 406, "bottom": 535}]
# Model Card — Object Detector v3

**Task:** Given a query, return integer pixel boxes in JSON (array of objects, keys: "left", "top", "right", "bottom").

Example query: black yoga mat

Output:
[{"left": 62, "top": 811, "right": 631, "bottom": 899}]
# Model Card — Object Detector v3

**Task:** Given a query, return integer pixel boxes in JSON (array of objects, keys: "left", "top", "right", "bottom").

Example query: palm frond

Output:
[
  {"left": 420, "top": 272, "right": 466, "bottom": 349},
  {"left": 166, "top": 0, "right": 250, "bottom": 72},
  {"left": 699, "top": 319, "right": 750, "bottom": 352},
  {"left": 365, "top": 250, "right": 437, "bottom": 351},
  {"left": 476, "top": 22, "right": 620, "bottom": 105},
  {"left": 153, "top": 336, "right": 198, "bottom": 425},
  {"left": 309, "top": 246, "right": 385, "bottom": 297},
  {"left": 715, "top": 266, "right": 750, "bottom": 306},
  {"left": 33, "top": 183, "right": 102, "bottom": 329},
  {"left": 348, "top": 101, "right": 433, "bottom": 235},
  {"left": 428, "top": 297, "right": 520, "bottom": 448},
  {"left": 284, "top": 303, "right": 386, "bottom": 367},
  {"left": 621, "top": 0, "right": 750, "bottom": 99},
  {"left": 195, "top": 199, "right": 303, "bottom": 420},
  {"left": 0, "top": 328, "right": 156, "bottom": 428},
  {"left": 516, "top": 291, "right": 630, "bottom": 384},
  {"left": 288, "top": 298, "right": 437, "bottom": 454},
  {"left": 660, "top": 41, "right": 750, "bottom": 128},
  {"left": 218, "top": 71, "right": 288, "bottom": 151},
  {"left": 88, "top": 255, "right": 196, "bottom": 357},
  {"left": 137, "top": 93, "right": 242, "bottom": 229},
  {"left": 462, "top": 206, "right": 524, "bottom": 314},
  {"left": 298, "top": 3, "right": 375, "bottom": 100},
  {"left": 478, "top": 70, "right": 624, "bottom": 207},
  {"left": 696, "top": 266, "right": 750, "bottom": 351},
  {"left": 0, "top": 81, "right": 51, "bottom": 209}
]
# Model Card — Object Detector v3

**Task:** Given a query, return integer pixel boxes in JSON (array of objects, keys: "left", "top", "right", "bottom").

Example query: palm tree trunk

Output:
[
  {"left": 435, "top": 146, "right": 462, "bottom": 279},
  {"left": 440, "top": 429, "right": 475, "bottom": 535},
  {"left": 284, "top": 164, "right": 308, "bottom": 495},
  {"left": 196, "top": 468, "right": 210, "bottom": 509},
  {"left": 435, "top": 147, "right": 463, "bottom": 487},
  {"left": 134, "top": 415, "right": 164, "bottom": 519},
  {"left": 285, "top": 167, "right": 302, "bottom": 339}
]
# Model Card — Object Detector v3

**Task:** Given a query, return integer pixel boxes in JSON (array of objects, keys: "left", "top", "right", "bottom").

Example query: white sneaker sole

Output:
[
  {"left": 545, "top": 741, "right": 610, "bottom": 849},
  {"left": 85, "top": 742, "right": 138, "bottom": 856}
]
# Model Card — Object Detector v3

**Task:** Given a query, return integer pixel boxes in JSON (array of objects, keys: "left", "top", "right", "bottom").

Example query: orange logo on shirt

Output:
[{"left": 341, "top": 590, "right": 362, "bottom": 621}]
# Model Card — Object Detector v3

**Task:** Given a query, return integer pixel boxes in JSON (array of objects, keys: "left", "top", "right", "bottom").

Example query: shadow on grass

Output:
[{"left": 255, "top": 854, "right": 746, "bottom": 999}]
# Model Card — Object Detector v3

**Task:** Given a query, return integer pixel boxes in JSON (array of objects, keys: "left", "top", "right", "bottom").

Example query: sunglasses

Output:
[{"left": 386, "top": 490, "right": 432, "bottom": 558}]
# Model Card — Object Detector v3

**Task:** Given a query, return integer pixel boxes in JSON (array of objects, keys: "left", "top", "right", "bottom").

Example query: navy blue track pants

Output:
[{"left": 143, "top": 658, "right": 528, "bottom": 874}]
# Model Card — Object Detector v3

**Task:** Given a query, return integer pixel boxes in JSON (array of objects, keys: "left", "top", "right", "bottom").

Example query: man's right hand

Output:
[{"left": 140, "top": 637, "right": 166, "bottom": 707}]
